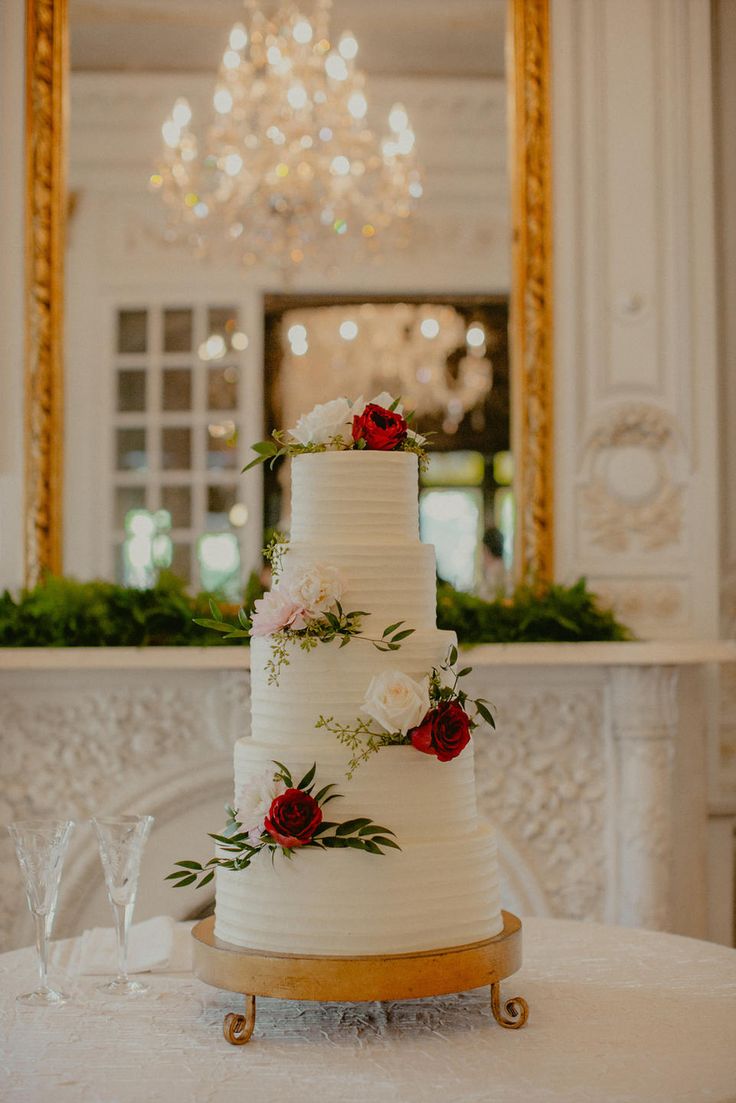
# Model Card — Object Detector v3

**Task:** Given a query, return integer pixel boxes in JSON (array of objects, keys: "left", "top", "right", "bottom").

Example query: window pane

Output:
[
  {"left": 162, "top": 368, "right": 191, "bottom": 411},
  {"left": 207, "top": 306, "right": 238, "bottom": 339},
  {"left": 207, "top": 366, "right": 238, "bottom": 410},
  {"left": 117, "top": 310, "right": 147, "bottom": 353},
  {"left": 207, "top": 484, "right": 236, "bottom": 529},
  {"left": 161, "top": 427, "right": 191, "bottom": 470},
  {"left": 164, "top": 309, "right": 193, "bottom": 352},
  {"left": 117, "top": 369, "right": 146, "bottom": 412},
  {"left": 114, "top": 485, "right": 146, "bottom": 528},
  {"left": 116, "top": 428, "right": 147, "bottom": 471},
  {"left": 171, "top": 542, "right": 191, "bottom": 582},
  {"left": 161, "top": 485, "right": 191, "bottom": 528},
  {"left": 206, "top": 424, "right": 238, "bottom": 469}
]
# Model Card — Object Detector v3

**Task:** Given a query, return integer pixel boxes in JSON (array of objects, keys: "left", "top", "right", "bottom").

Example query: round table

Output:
[{"left": 1, "top": 917, "right": 734, "bottom": 1103}]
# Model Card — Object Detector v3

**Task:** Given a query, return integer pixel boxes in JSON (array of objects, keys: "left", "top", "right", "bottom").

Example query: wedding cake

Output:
[{"left": 173, "top": 396, "right": 503, "bottom": 956}]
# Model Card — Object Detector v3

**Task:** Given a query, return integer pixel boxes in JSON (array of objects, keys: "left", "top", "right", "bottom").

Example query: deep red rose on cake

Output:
[
  {"left": 264, "top": 788, "right": 323, "bottom": 847},
  {"left": 409, "top": 700, "right": 472, "bottom": 762},
  {"left": 352, "top": 403, "right": 408, "bottom": 451}
]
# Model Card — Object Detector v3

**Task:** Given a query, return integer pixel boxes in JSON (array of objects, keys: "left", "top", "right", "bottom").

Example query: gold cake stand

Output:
[{"left": 192, "top": 910, "right": 529, "bottom": 1044}]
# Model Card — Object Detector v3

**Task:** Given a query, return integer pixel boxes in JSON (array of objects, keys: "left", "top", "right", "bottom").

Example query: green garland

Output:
[{"left": 0, "top": 572, "right": 632, "bottom": 648}]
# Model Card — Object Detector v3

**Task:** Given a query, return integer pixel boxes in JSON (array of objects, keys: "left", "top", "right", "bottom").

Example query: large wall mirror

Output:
[{"left": 24, "top": 0, "right": 553, "bottom": 595}]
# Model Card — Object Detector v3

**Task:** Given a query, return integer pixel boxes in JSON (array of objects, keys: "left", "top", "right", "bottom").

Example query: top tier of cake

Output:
[{"left": 290, "top": 451, "right": 420, "bottom": 544}]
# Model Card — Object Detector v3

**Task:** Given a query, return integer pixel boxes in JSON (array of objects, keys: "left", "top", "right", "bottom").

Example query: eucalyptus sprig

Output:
[
  {"left": 166, "top": 760, "right": 400, "bottom": 889},
  {"left": 264, "top": 604, "right": 415, "bottom": 686}
]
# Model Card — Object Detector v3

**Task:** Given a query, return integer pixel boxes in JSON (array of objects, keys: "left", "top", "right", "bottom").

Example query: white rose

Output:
[
  {"left": 362, "top": 670, "right": 430, "bottom": 735},
  {"left": 235, "top": 769, "right": 285, "bottom": 844},
  {"left": 279, "top": 562, "right": 344, "bottom": 618},
  {"left": 289, "top": 398, "right": 352, "bottom": 446}
]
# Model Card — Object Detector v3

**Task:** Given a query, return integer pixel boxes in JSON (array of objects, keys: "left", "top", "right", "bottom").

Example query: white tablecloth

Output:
[{"left": 1, "top": 918, "right": 735, "bottom": 1103}]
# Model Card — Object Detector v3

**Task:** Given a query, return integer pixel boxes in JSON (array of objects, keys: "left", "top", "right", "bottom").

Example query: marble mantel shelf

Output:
[{"left": 1, "top": 639, "right": 735, "bottom": 670}]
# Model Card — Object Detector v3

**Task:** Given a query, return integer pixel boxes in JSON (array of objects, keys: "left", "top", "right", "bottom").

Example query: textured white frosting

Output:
[{"left": 215, "top": 449, "right": 503, "bottom": 954}]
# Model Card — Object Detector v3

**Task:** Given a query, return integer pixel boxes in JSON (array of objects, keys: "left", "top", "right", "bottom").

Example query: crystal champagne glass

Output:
[
  {"left": 91, "top": 814, "right": 154, "bottom": 996},
  {"left": 8, "top": 819, "right": 75, "bottom": 1006}
]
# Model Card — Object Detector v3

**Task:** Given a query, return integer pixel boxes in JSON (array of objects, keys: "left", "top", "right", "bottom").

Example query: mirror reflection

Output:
[{"left": 66, "top": 0, "right": 510, "bottom": 598}]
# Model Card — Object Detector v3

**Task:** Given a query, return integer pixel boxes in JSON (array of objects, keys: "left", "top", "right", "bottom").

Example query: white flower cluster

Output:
[{"left": 250, "top": 562, "right": 345, "bottom": 637}]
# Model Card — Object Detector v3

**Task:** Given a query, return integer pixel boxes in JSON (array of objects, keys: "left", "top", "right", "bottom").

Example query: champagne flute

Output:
[
  {"left": 8, "top": 819, "right": 75, "bottom": 1006},
  {"left": 91, "top": 814, "right": 154, "bottom": 996}
]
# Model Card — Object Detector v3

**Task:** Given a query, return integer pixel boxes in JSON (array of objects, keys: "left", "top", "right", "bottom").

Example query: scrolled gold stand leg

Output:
[
  {"left": 490, "top": 982, "right": 529, "bottom": 1029},
  {"left": 223, "top": 994, "right": 256, "bottom": 1045}
]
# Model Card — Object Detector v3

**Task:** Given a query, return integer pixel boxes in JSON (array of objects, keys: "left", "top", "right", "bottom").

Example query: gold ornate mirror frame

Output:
[{"left": 23, "top": 0, "right": 553, "bottom": 585}]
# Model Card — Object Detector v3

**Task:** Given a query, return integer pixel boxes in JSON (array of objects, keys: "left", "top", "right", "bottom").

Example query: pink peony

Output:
[{"left": 250, "top": 588, "right": 307, "bottom": 637}]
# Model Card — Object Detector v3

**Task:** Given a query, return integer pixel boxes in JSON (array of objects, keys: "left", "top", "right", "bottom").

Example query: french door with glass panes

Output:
[{"left": 111, "top": 301, "right": 257, "bottom": 598}]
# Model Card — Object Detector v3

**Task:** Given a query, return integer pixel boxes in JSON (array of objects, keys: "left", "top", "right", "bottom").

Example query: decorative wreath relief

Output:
[
  {"left": 167, "top": 761, "right": 400, "bottom": 890},
  {"left": 243, "top": 392, "right": 430, "bottom": 472},
  {"left": 194, "top": 535, "right": 414, "bottom": 685},
  {"left": 317, "top": 646, "right": 496, "bottom": 778}
]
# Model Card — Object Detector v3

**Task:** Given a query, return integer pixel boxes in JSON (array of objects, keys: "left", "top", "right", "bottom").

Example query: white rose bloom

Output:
[
  {"left": 279, "top": 562, "right": 344, "bottom": 618},
  {"left": 289, "top": 397, "right": 352, "bottom": 446},
  {"left": 235, "top": 769, "right": 285, "bottom": 844},
  {"left": 362, "top": 670, "right": 430, "bottom": 735}
]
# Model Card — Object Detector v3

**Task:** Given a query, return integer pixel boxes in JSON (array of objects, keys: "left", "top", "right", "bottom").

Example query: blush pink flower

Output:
[{"left": 250, "top": 588, "right": 307, "bottom": 637}]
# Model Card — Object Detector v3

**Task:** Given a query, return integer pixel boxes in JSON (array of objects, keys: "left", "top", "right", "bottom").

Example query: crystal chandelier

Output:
[{"left": 151, "top": 0, "right": 422, "bottom": 269}]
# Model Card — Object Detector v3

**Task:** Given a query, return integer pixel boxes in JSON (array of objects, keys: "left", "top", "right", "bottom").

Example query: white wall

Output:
[
  {"left": 551, "top": 0, "right": 720, "bottom": 642},
  {"left": 0, "top": 0, "right": 25, "bottom": 590}
]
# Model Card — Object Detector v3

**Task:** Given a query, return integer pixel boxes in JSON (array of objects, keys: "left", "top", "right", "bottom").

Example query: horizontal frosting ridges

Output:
[
  {"left": 290, "top": 451, "right": 420, "bottom": 544},
  {"left": 250, "top": 628, "right": 455, "bottom": 745},
  {"left": 233, "top": 739, "right": 480, "bottom": 838},
  {"left": 214, "top": 827, "right": 503, "bottom": 954},
  {"left": 283, "top": 541, "right": 437, "bottom": 628}
]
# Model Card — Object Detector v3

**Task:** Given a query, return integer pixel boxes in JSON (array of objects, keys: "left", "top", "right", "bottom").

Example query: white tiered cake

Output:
[{"left": 214, "top": 450, "right": 503, "bottom": 955}]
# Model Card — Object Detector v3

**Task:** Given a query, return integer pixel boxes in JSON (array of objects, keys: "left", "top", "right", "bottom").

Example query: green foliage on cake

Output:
[{"left": 0, "top": 573, "right": 631, "bottom": 647}]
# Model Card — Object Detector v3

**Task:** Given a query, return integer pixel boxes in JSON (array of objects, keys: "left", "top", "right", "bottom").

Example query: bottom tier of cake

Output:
[{"left": 214, "top": 825, "right": 503, "bottom": 955}]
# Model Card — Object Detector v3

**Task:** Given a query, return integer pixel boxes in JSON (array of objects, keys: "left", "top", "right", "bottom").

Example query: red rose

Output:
[
  {"left": 352, "top": 403, "right": 408, "bottom": 451},
  {"left": 410, "top": 701, "right": 471, "bottom": 762},
  {"left": 264, "top": 788, "right": 323, "bottom": 848}
]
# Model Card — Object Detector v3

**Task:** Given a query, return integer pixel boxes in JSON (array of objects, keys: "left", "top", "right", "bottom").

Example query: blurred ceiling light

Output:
[{"left": 154, "top": 2, "right": 422, "bottom": 269}]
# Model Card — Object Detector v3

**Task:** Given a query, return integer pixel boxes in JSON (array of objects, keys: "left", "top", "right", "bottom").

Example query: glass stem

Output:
[
  {"left": 113, "top": 901, "right": 132, "bottom": 981},
  {"left": 33, "top": 911, "right": 49, "bottom": 992}
]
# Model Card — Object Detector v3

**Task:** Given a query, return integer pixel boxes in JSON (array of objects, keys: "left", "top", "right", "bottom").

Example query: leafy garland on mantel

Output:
[{"left": 0, "top": 572, "right": 632, "bottom": 648}]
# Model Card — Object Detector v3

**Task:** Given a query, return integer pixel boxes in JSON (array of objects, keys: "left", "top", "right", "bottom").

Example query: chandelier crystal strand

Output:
[{"left": 151, "top": 1, "right": 422, "bottom": 270}]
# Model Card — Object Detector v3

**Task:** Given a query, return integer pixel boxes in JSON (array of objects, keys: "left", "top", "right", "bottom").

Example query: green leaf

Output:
[
  {"left": 310, "top": 821, "right": 338, "bottom": 836},
  {"left": 320, "top": 836, "right": 349, "bottom": 848},
  {"left": 172, "top": 873, "right": 197, "bottom": 887},
  {"left": 208, "top": 598, "right": 223, "bottom": 622},
  {"left": 192, "top": 618, "right": 235, "bottom": 633},
  {"left": 390, "top": 629, "right": 415, "bottom": 643},
  {"left": 336, "top": 817, "right": 373, "bottom": 836},
  {"left": 382, "top": 621, "right": 404, "bottom": 638},
  {"left": 358, "top": 825, "right": 395, "bottom": 837},
  {"left": 175, "top": 860, "right": 204, "bottom": 870},
  {"left": 361, "top": 839, "right": 383, "bottom": 854},
  {"left": 198, "top": 869, "right": 215, "bottom": 888},
  {"left": 476, "top": 701, "right": 496, "bottom": 727},
  {"left": 314, "top": 783, "right": 338, "bottom": 803},
  {"left": 251, "top": 440, "right": 279, "bottom": 456},
  {"left": 272, "top": 760, "right": 294, "bottom": 787},
  {"left": 389, "top": 396, "right": 402, "bottom": 411},
  {"left": 297, "top": 762, "right": 317, "bottom": 791},
  {"left": 369, "top": 836, "right": 401, "bottom": 850},
  {"left": 457, "top": 666, "right": 473, "bottom": 678},
  {"left": 448, "top": 645, "right": 458, "bottom": 666}
]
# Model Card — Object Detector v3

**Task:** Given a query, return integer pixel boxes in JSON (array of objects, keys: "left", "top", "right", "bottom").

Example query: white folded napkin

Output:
[{"left": 76, "top": 916, "right": 194, "bottom": 975}]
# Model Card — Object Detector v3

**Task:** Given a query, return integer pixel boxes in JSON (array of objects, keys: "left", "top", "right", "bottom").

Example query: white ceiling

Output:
[{"left": 69, "top": 0, "right": 507, "bottom": 78}]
